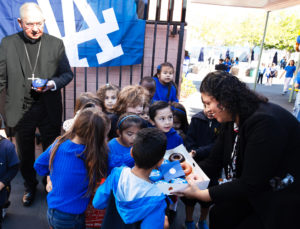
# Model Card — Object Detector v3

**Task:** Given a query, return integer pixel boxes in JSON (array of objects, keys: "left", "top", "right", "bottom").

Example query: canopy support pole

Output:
[{"left": 253, "top": 11, "right": 270, "bottom": 91}]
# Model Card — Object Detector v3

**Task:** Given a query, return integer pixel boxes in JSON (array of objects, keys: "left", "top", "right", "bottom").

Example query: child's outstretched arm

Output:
[{"left": 92, "top": 167, "right": 122, "bottom": 209}]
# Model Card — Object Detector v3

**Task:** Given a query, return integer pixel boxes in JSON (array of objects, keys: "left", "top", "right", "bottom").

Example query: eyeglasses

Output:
[{"left": 23, "top": 21, "right": 44, "bottom": 29}]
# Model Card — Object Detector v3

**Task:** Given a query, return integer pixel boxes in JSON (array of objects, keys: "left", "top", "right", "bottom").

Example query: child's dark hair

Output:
[
  {"left": 96, "top": 84, "right": 120, "bottom": 103},
  {"left": 49, "top": 108, "right": 110, "bottom": 195},
  {"left": 132, "top": 128, "right": 167, "bottom": 169},
  {"left": 140, "top": 77, "right": 156, "bottom": 101},
  {"left": 149, "top": 101, "right": 171, "bottom": 121},
  {"left": 154, "top": 62, "right": 177, "bottom": 100},
  {"left": 117, "top": 113, "right": 146, "bottom": 132},
  {"left": 171, "top": 102, "right": 189, "bottom": 134},
  {"left": 74, "top": 92, "right": 105, "bottom": 114},
  {"left": 140, "top": 76, "right": 155, "bottom": 85}
]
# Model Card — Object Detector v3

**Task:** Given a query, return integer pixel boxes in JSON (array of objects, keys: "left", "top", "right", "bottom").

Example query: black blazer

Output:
[
  {"left": 0, "top": 32, "right": 73, "bottom": 127},
  {"left": 200, "top": 102, "right": 300, "bottom": 228}
]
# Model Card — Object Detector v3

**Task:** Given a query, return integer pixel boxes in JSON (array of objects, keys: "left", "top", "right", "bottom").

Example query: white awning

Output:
[{"left": 191, "top": 0, "right": 300, "bottom": 11}]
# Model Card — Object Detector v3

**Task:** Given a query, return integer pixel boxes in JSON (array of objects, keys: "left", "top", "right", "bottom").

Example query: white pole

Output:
[{"left": 253, "top": 11, "right": 270, "bottom": 91}]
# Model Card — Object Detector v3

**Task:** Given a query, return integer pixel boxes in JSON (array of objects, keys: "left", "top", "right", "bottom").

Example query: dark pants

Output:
[
  {"left": 14, "top": 100, "right": 60, "bottom": 191},
  {"left": 257, "top": 73, "right": 263, "bottom": 84},
  {"left": 209, "top": 199, "right": 264, "bottom": 229}
]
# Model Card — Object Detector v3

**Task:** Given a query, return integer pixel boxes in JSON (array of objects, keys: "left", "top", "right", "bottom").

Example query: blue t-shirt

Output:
[
  {"left": 284, "top": 65, "right": 296, "bottom": 78},
  {"left": 0, "top": 138, "right": 19, "bottom": 179},
  {"left": 108, "top": 138, "right": 134, "bottom": 175},
  {"left": 152, "top": 77, "right": 178, "bottom": 103},
  {"left": 34, "top": 139, "right": 89, "bottom": 214},
  {"left": 224, "top": 61, "right": 231, "bottom": 72}
]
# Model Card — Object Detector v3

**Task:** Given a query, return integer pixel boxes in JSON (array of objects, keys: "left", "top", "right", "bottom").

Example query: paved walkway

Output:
[{"left": 3, "top": 72, "right": 296, "bottom": 229}]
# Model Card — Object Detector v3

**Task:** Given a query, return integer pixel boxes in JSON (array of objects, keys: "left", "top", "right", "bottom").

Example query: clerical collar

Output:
[{"left": 22, "top": 32, "right": 41, "bottom": 44}]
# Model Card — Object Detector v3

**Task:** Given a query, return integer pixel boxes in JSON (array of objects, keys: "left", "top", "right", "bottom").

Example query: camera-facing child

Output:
[
  {"left": 97, "top": 84, "right": 120, "bottom": 114},
  {"left": 93, "top": 128, "right": 168, "bottom": 229},
  {"left": 149, "top": 101, "right": 183, "bottom": 150},
  {"left": 153, "top": 62, "right": 178, "bottom": 103},
  {"left": 107, "top": 113, "right": 146, "bottom": 174}
]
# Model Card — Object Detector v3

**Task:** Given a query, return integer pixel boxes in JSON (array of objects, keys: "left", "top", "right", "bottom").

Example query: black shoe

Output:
[{"left": 22, "top": 191, "right": 35, "bottom": 207}]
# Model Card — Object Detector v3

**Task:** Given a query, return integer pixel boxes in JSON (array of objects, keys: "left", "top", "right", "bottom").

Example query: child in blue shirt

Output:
[
  {"left": 280, "top": 59, "right": 296, "bottom": 94},
  {"left": 108, "top": 113, "right": 146, "bottom": 174},
  {"left": 149, "top": 101, "right": 183, "bottom": 150},
  {"left": 93, "top": 128, "right": 168, "bottom": 229},
  {"left": 34, "top": 108, "right": 110, "bottom": 229},
  {"left": 0, "top": 132, "right": 19, "bottom": 224},
  {"left": 153, "top": 62, "right": 178, "bottom": 103},
  {"left": 224, "top": 57, "right": 232, "bottom": 73}
]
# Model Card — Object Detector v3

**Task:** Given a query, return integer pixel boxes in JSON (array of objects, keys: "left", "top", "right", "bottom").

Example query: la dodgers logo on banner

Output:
[{"left": 0, "top": 0, "right": 146, "bottom": 67}]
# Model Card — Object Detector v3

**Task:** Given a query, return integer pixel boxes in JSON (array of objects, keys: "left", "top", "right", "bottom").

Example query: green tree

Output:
[{"left": 188, "top": 9, "right": 300, "bottom": 52}]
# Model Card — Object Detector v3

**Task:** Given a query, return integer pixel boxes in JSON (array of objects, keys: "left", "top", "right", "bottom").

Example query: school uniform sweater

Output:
[
  {"left": 152, "top": 77, "right": 178, "bottom": 103},
  {"left": 166, "top": 128, "right": 183, "bottom": 150},
  {"left": 34, "top": 139, "right": 90, "bottom": 214},
  {"left": 108, "top": 138, "right": 134, "bottom": 175}
]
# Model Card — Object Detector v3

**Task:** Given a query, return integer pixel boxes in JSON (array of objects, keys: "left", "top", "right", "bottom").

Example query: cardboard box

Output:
[{"left": 155, "top": 144, "right": 210, "bottom": 195}]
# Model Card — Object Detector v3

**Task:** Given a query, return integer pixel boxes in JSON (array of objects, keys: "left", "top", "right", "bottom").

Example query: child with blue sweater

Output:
[
  {"left": 153, "top": 62, "right": 178, "bottom": 103},
  {"left": 108, "top": 113, "right": 146, "bottom": 174},
  {"left": 93, "top": 128, "right": 168, "bottom": 229},
  {"left": 149, "top": 101, "right": 183, "bottom": 150},
  {"left": 34, "top": 108, "right": 110, "bottom": 229},
  {"left": 0, "top": 132, "right": 19, "bottom": 224}
]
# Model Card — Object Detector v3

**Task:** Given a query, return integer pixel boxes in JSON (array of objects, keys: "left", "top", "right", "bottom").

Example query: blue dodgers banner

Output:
[{"left": 0, "top": 0, "right": 146, "bottom": 67}]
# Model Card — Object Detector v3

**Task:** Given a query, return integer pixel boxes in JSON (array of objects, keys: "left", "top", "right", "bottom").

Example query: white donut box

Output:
[{"left": 155, "top": 144, "right": 210, "bottom": 195}]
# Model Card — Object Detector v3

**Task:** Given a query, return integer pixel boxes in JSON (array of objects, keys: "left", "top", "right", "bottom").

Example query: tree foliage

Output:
[{"left": 188, "top": 9, "right": 300, "bottom": 52}]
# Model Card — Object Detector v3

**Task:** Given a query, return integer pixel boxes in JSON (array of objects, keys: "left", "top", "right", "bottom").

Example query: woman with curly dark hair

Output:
[{"left": 174, "top": 71, "right": 300, "bottom": 229}]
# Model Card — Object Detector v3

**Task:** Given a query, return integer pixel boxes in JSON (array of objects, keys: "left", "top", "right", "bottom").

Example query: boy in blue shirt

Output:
[{"left": 93, "top": 128, "right": 168, "bottom": 229}]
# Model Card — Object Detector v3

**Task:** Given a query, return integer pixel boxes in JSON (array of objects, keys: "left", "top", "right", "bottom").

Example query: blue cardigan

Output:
[{"left": 34, "top": 139, "right": 90, "bottom": 214}]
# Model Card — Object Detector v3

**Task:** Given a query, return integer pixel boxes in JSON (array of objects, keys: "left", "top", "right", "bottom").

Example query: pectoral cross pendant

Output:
[{"left": 28, "top": 73, "right": 35, "bottom": 81}]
